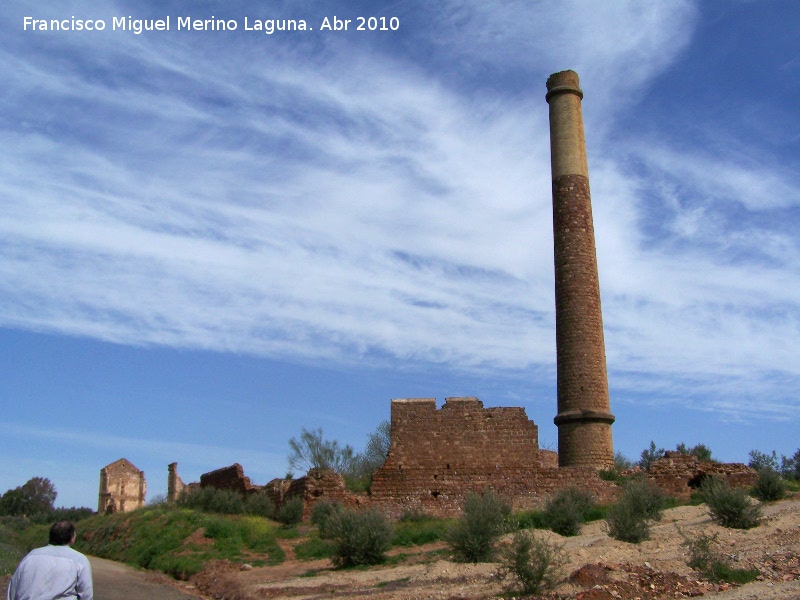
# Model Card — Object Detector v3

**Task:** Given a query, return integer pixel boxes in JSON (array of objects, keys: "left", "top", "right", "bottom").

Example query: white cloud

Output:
[{"left": 1, "top": 0, "right": 799, "bottom": 422}]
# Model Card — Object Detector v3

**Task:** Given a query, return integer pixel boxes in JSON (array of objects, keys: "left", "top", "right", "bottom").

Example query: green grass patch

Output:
[
  {"left": 709, "top": 563, "right": 760, "bottom": 584},
  {"left": 511, "top": 510, "right": 548, "bottom": 530},
  {"left": 392, "top": 516, "right": 449, "bottom": 546},
  {"left": 294, "top": 534, "right": 334, "bottom": 561},
  {"left": 74, "top": 506, "right": 284, "bottom": 578}
]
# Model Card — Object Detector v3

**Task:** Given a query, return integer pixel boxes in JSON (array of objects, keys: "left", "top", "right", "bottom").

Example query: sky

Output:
[{"left": 1, "top": 1, "right": 798, "bottom": 510}]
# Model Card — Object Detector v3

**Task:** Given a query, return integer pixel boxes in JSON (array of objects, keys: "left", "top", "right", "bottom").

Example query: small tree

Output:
[
  {"left": 676, "top": 443, "right": 713, "bottom": 462},
  {"left": 351, "top": 420, "right": 391, "bottom": 477},
  {"left": 781, "top": 449, "right": 800, "bottom": 481},
  {"left": 614, "top": 452, "right": 634, "bottom": 471},
  {"left": 288, "top": 427, "right": 356, "bottom": 474},
  {"left": 0, "top": 477, "right": 57, "bottom": 517},
  {"left": 748, "top": 450, "right": 779, "bottom": 472},
  {"left": 639, "top": 441, "right": 665, "bottom": 470}
]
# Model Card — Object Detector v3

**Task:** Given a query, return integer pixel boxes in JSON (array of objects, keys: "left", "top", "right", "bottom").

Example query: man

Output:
[{"left": 7, "top": 520, "right": 93, "bottom": 600}]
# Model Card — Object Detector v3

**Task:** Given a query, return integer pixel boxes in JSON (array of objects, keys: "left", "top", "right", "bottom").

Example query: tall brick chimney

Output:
[{"left": 546, "top": 70, "right": 614, "bottom": 469}]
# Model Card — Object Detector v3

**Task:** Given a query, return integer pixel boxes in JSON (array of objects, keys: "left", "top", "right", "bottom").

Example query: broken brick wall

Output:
[
  {"left": 167, "top": 462, "right": 186, "bottom": 502},
  {"left": 266, "top": 468, "right": 365, "bottom": 519},
  {"left": 369, "top": 397, "right": 618, "bottom": 518},
  {"left": 647, "top": 451, "right": 757, "bottom": 499},
  {"left": 200, "top": 463, "right": 259, "bottom": 496}
]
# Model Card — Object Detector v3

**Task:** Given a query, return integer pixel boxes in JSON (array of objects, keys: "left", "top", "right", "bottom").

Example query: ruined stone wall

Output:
[
  {"left": 98, "top": 458, "right": 146, "bottom": 514},
  {"left": 646, "top": 451, "right": 757, "bottom": 500},
  {"left": 167, "top": 462, "right": 186, "bottom": 502},
  {"left": 200, "top": 463, "right": 259, "bottom": 496},
  {"left": 369, "top": 397, "right": 617, "bottom": 518},
  {"left": 266, "top": 468, "right": 365, "bottom": 519}
]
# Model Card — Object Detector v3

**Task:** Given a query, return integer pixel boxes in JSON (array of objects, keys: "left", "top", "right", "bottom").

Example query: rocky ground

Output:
[{"left": 186, "top": 494, "right": 800, "bottom": 600}]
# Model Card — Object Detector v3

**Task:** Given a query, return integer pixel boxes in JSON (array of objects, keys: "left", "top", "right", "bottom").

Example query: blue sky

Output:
[{"left": 1, "top": 1, "right": 798, "bottom": 509}]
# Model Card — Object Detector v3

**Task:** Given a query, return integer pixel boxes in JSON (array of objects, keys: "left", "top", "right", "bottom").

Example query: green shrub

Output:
[
  {"left": 752, "top": 469, "right": 786, "bottom": 502},
  {"left": 327, "top": 508, "right": 393, "bottom": 567},
  {"left": 176, "top": 487, "right": 244, "bottom": 515},
  {"left": 495, "top": 531, "right": 568, "bottom": 596},
  {"left": 310, "top": 500, "right": 342, "bottom": 539},
  {"left": 446, "top": 490, "right": 511, "bottom": 563},
  {"left": 680, "top": 528, "right": 759, "bottom": 584},
  {"left": 604, "top": 478, "right": 664, "bottom": 543},
  {"left": 701, "top": 476, "right": 761, "bottom": 529},
  {"left": 244, "top": 492, "right": 275, "bottom": 518},
  {"left": 276, "top": 497, "right": 304, "bottom": 526},
  {"left": 511, "top": 510, "right": 548, "bottom": 531},
  {"left": 544, "top": 487, "right": 595, "bottom": 537},
  {"left": 294, "top": 533, "right": 334, "bottom": 560}
]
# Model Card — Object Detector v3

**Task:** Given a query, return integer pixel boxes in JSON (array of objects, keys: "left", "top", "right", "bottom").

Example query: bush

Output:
[
  {"left": 310, "top": 500, "right": 342, "bottom": 539},
  {"left": 604, "top": 478, "right": 664, "bottom": 543},
  {"left": 752, "top": 468, "right": 786, "bottom": 502},
  {"left": 447, "top": 491, "right": 511, "bottom": 563},
  {"left": 276, "top": 497, "right": 304, "bottom": 526},
  {"left": 701, "top": 476, "right": 761, "bottom": 529},
  {"left": 177, "top": 487, "right": 245, "bottom": 515},
  {"left": 680, "top": 528, "right": 759, "bottom": 584},
  {"left": 544, "top": 487, "right": 595, "bottom": 537},
  {"left": 245, "top": 492, "right": 275, "bottom": 518},
  {"left": 496, "top": 531, "right": 568, "bottom": 595},
  {"left": 326, "top": 508, "right": 393, "bottom": 567}
]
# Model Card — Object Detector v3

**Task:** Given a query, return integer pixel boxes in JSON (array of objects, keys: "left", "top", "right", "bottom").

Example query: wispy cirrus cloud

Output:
[{"left": 1, "top": 0, "right": 798, "bottom": 424}]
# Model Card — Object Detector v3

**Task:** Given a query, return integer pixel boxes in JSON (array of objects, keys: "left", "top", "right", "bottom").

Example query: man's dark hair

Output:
[{"left": 49, "top": 521, "right": 75, "bottom": 545}]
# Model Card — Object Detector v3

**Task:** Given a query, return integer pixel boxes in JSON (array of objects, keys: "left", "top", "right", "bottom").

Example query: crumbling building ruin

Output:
[
  {"left": 98, "top": 458, "right": 146, "bottom": 514},
  {"left": 368, "top": 397, "right": 618, "bottom": 517}
]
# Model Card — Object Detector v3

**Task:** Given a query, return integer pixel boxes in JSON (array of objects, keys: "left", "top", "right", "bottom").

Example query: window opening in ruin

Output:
[
  {"left": 688, "top": 473, "right": 707, "bottom": 489},
  {"left": 431, "top": 491, "right": 440, "bottom": 499}
]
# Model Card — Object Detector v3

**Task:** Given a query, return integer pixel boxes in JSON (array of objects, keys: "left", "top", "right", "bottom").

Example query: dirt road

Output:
[{"left": 89, "top": 556, "right": 205, "bottom": 599}]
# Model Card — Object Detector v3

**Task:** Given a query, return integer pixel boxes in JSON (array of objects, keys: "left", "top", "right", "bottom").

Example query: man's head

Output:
[{"left": 49, "top": 521, "right": 76, "bottom": 546}]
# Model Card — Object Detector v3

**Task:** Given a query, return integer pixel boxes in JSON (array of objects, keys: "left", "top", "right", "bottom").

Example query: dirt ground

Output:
[{"left": 188, "top": 494, "right": 800, "bottom": 600}]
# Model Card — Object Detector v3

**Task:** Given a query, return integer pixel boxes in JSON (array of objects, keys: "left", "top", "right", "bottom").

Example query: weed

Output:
[{"left": 679, "top": 528, "right": 760, "bottom": 584}]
